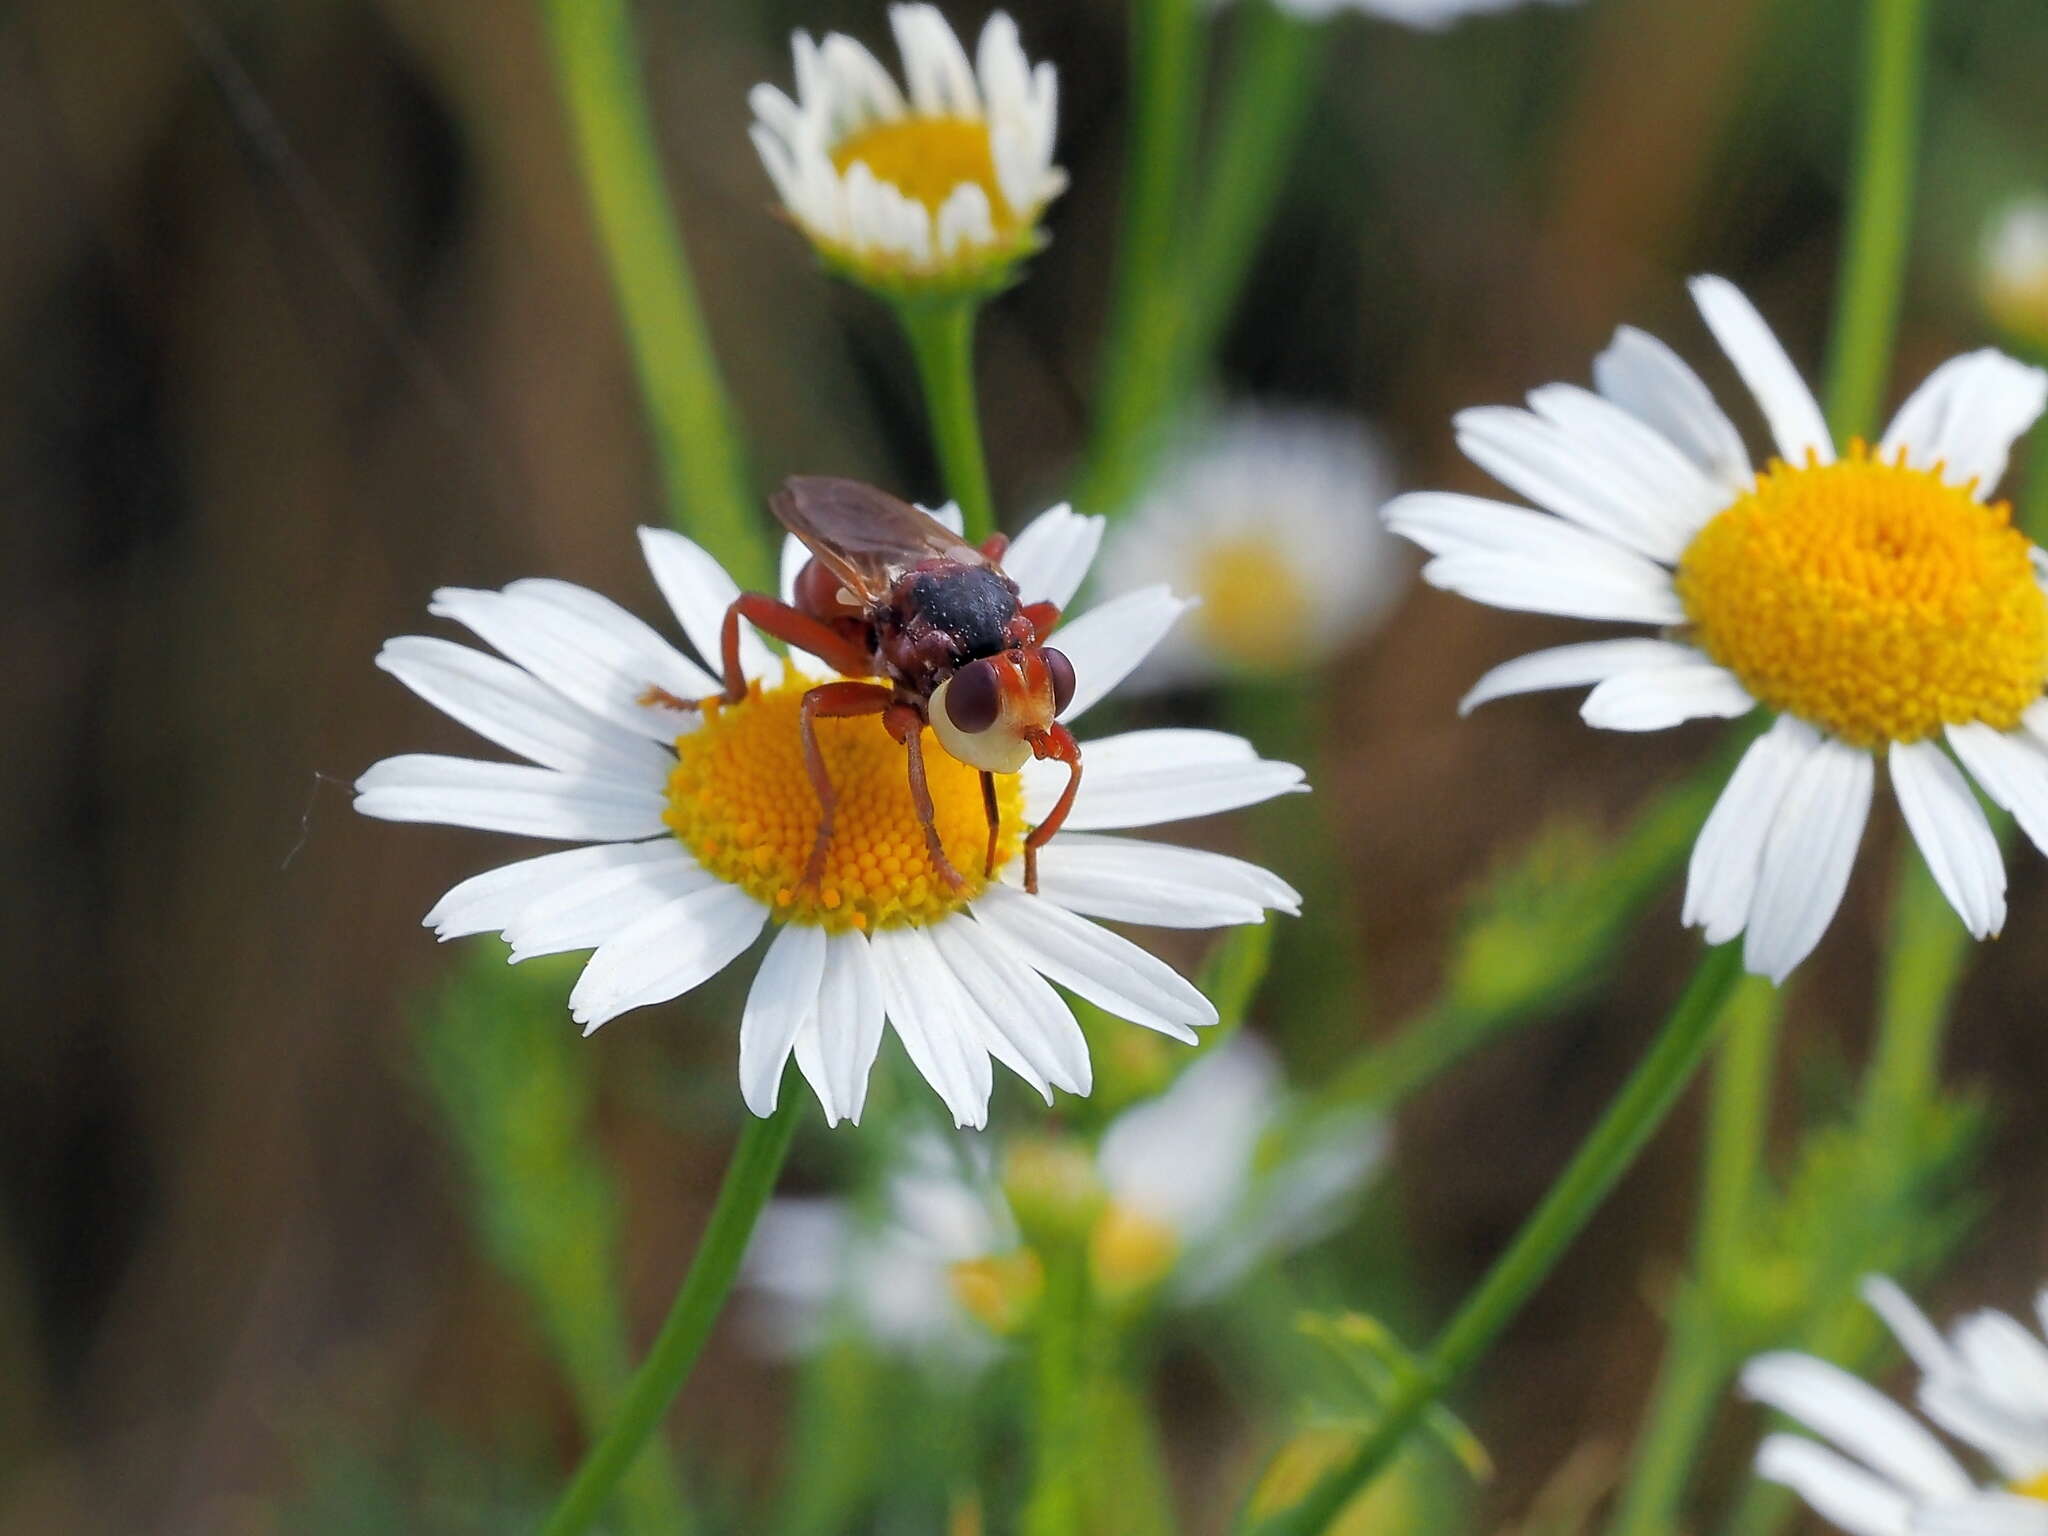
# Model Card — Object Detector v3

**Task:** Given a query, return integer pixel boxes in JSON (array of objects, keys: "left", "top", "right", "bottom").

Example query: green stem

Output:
[
  {"left": 1081, "top": 0, "right": 1204, "bottom": 516},
  {"left": 539, "top": 0, "right": 770, "bottom": 588},
  {"left": 1177, "top": 1, "right": 1321, "bottom": 395},
  {"left": 540, "top": 1092, "right": 803, "bottom": 1536},
  {"left": 1023, "top": 1243, "right": 1091, "bottom": 1536},
  {"left": 1605, "top": 979, "right": 1779, "bottom": 1536},
  {"left": 1246, "top": 944, "right": 1746, "bottom": 1536},
  {"left": 897, "top": 299, "right": 997, "bottom": 542},
  {"left": 1821, "top": 0, "right": 1928, "bottom": 444}
]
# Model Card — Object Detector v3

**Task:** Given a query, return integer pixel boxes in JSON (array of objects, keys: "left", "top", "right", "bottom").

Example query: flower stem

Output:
[
  {"left": 539, "top": 0, "right": 771, "bottom": 589},
  {"left": 1023, "top": 1242, "right": 1092, "bottom": 1536},
  {"left": 540, "top": 1091, "right": 803, "bottom": 1536},
  {"left": 1244, "top": 943, "right": 1746, "bottom": 1536},
  {"left": 1081, "top": 0, "right": 1204, "bottom": 516},
  {"left": 1821, "top": 0, "right": 1929, "bottom": 445},
  {"left": 1604, "top": 978, "right": 1779, "bottom": 1536},
  {"left": 897, "top": 298, "right": 997, "bottom": 543}
]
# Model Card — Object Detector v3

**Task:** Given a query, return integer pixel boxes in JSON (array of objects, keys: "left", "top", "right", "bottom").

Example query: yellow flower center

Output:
[
  {"left": 831, "top": 116, "right": 1017, "bottom": 234},
  {"left": 2013, "top": 1472, "right": 2048, "bottom": 1502},
  {"left": 1675, "top": 445, "right": 2048, "bottom": 749},
  {"left": 663, "top": 670, "right": 1022, "bottom": 933},
  {"left": 1190, "top": 536, "right": 1313, "bottom": 670},
  {"left": 948, "top": 1250, "right": 1044, "bottom": 1335},
  {"left": 1088, "top": 1203, "right": 1181, "bottom": 1300}
]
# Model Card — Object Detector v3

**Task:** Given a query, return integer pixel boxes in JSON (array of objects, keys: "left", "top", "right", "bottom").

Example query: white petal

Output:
[
  {"left": 1452, "top": 406, "right": 1694, "bottom": 564},
  {"left": 1753, "top": 1436, "right": 1913, "bottom": 1536},
  {"left": 424, "top": 840, "right": 677, "bottom": 940},
  {"left": 1682, "top": 716, "right": 1821, "bottom": 946},
  {"left": 779, "top": 532, "right": 808, "bottom": 605},
  {"left": 1593, "top": 323, "right": 1753, "bottom": 493},
  {"left": 1914, "top": 1498, "right": 2048, "bottom": 1536},
  {"left": 1745, "top": 734, "right": 1874, "bottom": 983},
  {"left": 817, "top": 930, "right": 887, "bottom": 1126},
  {"left": 740, "top": 925, "right": 827, "bottom": 1117},
  {"left": 970, "top": 884, "right": 1217, "bottom": 1042},
  {"left": 1022, "top": 728, "right": 1306, "bottom": 830},
  {"left": 1580, "top": 663, "right": 1755, "bottom": 732},
  {"left": 1051, "top": 586, "right": 1193, "bottom": 721},
  {"left": 1879, "top": 350, "right": 2048, "bottom": 498},
  {"left": 1690, "top": 275, "right": 1834, "bottom": 467},
  {"left": 637, "top": 527, "right": 775, "bottom": 683},
  {"left": 891, "top": 3, "right": 979, "bottom": 117},
  {"left": 568, "top": 885, "right": 766, "bottom": 1033},
  {"left": 1890, "top": 742, "right": 2006, "bottom": 940},
  {"left": 354, "top": 755, "right": 669, "bottom": 842},
  {"left": 1418, "top": 551, "right": 1686, "bottom": 625},
  {"left": 1947, "top": 722, "right": 2048, "bottom": 857},
  {"left": 790, "top": 1018, "right": 839, "bottom": 1126},
  {"left": 923, "top": 919, "right": 1068, "bottom": 1102},
  {"left": 504, "top": 851, "right": 718, "bottom": 960},
  {"left": 1742, "top": 1352, "right": 1974, "bottom": 1500},
  {"left": 1459, "top": 639, "right": 1706, "bottom": 715},
  {"left": 506, "top": 577, "right": 720, "bottom": 697},
  {"left": 1862, "top": 1275, "right": 1962, "bottom": 1378},
  {"left": 869, "top": 925, "right": 993, "bottom": 1128},
  {"left": 1918, "top": 1377, "right": 2048, "bottom": 1482},
  {"left": 377, "top": 636, "right": 674, "bottom": 781},
  {"left": 1525, "top": 382, "right": 1724, "bottom": 547},
  {"left": 939, "top": 917, "right": 1091, "bottom": 1097},
  {"left": 1024, "top": 833, "right": 1298, "bottom": 928},
  {"left": 1002, "top": 503, "right": 1103, "bottom": 611}
]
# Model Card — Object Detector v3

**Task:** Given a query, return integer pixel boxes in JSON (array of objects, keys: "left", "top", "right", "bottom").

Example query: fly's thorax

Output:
[{"left": 877, "top": 559, "right": 1031, "bottom": 690}]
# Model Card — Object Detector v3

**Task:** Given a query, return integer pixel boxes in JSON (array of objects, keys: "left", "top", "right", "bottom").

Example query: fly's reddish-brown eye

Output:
[
  {"left": 944, "top": 657, "right": 1002, "bottom": 734},
  {"left": 1042, "top": 647, "right": 1075, "bottom": 715}
]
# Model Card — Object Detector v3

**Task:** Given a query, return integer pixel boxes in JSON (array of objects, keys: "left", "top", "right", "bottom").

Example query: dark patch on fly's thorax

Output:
[{"left": 877, "top": 562, "right": 1029, "bottom": 690}]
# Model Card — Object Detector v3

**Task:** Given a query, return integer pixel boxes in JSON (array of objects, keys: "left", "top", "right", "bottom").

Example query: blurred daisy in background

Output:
[
  {"left": 1257, "top": 0, "right": 1578, "bottom": 28},
  {"left": 1384, "top": 276, "right": 2048, "bottom": 983},
  {"left": 1742, "top": 1274, "right": 2048, "bottom": 1534},
  {"left": 740, "top": 1034, "right": 1387, "bottom": 1360},
  {"left": 1100, "top": 406, "right": 1407, "bottom": 685},
  {"left": 748, "top": 5, "right": 1065, "bottom": 296},
  {"left": 1981, "top": 196, "right": 2048, "bottom": 354},
  {"left": 355, "top": 502, "right": 1305, "bottom": 1131}
]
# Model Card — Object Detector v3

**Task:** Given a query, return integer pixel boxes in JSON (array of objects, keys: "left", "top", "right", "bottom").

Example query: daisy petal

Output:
[
  {"left": 790, "top": 1018, "right": 839, "bottom": 1126},
  {"left": 1418, "top": 551, "right": 1686, "bottom": 625},
  {"left": 1879, "top": 349, "right": 2048, "bottom": 498},
  {"left": 1861, "top": 1275, "right": 1961, "bottom": 1378},
  {"left": 922, "top": 922, "right": 1058, "bottom": 1104},
  {"left": 424, "top": 840, "right": 678, "bottom": 939},
  {"left": 1453, "top": 407, "right": 1694, "bottom": 563},
  {"left": 1024, "top": 832, "right": 1298, "bottom": 928},
  {"left": 376, "top": 636, "right": 674, "bottom": 780},
  {"left": 1593, "top": 323, "right": 1753, "bottom": 493},
  {"left": 569, "top": 885, "right": 766, "bottom": 1033},
  {"left": 1459, "top": 639, "right": 1706, "bottom": 715},
  {"left": 1022, "top": 729, "right": 1306, "bottom": 830},
  {"left": 971, "top": 884, "right": 1217, "bottom": 1042},
  {"left": 1581, "top": 663, "right": 1754, "bottom": 732},
  {"left": 504, "top": 853, "right": 718, "bottom": 961},
  {"left": 506, "top": 578, "right": 720, "bottom": 698},
  {"left": 740, "top": 924, "right": 827, "bottom": 1117},
  {"left": 818, "top": 930, "right": 887, "bottom": 1125},
  {"left": 1741, "top": 1352, "right": 1973, "bottom": 1500},
  {"left": 1947, "top": 722, "right": 2048, "bottom": 857},
  {"left": 638, "top": 527, "right": 776, "bottom": 683},
  {"left": 1889, "top": 741, "right": 2006, "bottom": 940},
  {"left": 1914, "top": 1498, "right": 2048, "bottom": 1536},
  {"left": 1744, "top": 733, "right": 1873, "bottom": 984},
  {"left": 1052, "top": 586, "right": 1194, "bottom": 721},
  {"left": 1002, "top": 503, "right": 1103, "bottom": 611},
  {"left": 1682, "top": 716, "right": 1820, "bottom": 947},
  {"left": 1752, "top": 1435, "right": 1912, "bottom": 1536},
  {"left": 1690, "top": 275, "right": 1834, "bottom": 468},
  {"left": 870, "top": 925, "right": 993, "bottom": 1128},
  {"left": 940, "top": 917, "right": 1091, "bottom": 1096},
  {"left": 354, "top": 755, "right": 669, "bottom": 842}
]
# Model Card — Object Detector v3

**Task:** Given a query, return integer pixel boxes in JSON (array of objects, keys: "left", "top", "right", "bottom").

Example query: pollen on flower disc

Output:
[
  {"left": 1675, "top": 444, "right": 2048, "bottom": 749},
  {"left": 663, "top": 670, "right": 1024, "bottom": 932},
  {"left": 832, "top": 116, "right": 1017, "bottom": 231}
]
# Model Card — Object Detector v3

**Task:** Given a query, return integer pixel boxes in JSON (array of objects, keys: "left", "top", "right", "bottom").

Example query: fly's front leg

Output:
[
  {"left": 884, "top": 704, "right": 969, "bottom": 894},
  {"left": 718, "top": 593, "right": 878, "bottom": 703},
  {"left": 1021, "top": 601, "right": 1061, "bottom": 644},
  {"left": 1023, "top": 723, "right": 1082, "bottom": 896},
  {"left": 798, "top": 681, "right": 894, "bottom": 892},
  {"left": 979, "top": 770, "right": 1000, "bottom": 878}
]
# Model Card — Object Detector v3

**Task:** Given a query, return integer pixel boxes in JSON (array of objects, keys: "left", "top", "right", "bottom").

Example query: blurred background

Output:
[{"left": 9, "top": 0, "right": 2048, "bottom": 1529}]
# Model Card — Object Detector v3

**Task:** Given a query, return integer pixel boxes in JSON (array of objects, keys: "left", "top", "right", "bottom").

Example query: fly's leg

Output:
[
  {"left": 979, "top": 770, "right": 1001, "bottom": 878},
  {"left": 1021, "top": 600, "right": 1061, "bottom": 643},
  {"left": 1023, "top": 723, "right": 1082, "bottom": 895},
  {"left": 716, "top": 594, "right": 879, "bottom": 703},
  {"left": 798, "top": 681, "right": 895, "bottom": 892},
  {"left": 884, "top": 704, "right": 969, "bottom": 895}
]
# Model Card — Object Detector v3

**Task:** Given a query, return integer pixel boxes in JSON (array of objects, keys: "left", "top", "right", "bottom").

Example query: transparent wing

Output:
[{"left": 769, "top": 477, "right": 985, "bottom": 606}]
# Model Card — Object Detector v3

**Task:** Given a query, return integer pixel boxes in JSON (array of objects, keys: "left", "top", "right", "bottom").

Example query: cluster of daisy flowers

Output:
[
  {"left": 1744, "top": 1275, "right": 2048, "bottom": 1534},
  {"left": 1384, "top": 275, "right": 2048, "bottom": 983},
  {"left": 356, "top": 503, "right": 1304, "bottom": 1129},
  {"left": 742, "top": 1035, "right": 1387, "bottom": 1362}
]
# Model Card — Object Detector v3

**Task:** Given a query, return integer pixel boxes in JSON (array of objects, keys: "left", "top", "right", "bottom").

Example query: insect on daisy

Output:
[
  {"left": 1742, "top": 1274, "right": 2048, "bottom": 1534},
  {"left": 1383, "top": 276, "right": 2048, "bottom": 982},
  {"left": 355, "top": 493, "right": 1305, "bottom": 1129},
  {"left": 747, "top": 5, "right": 1065, "bottom": 298}
]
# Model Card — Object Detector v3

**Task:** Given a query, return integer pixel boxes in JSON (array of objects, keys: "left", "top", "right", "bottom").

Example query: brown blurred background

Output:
[{"left": 7, "top": 0, "right": 2048, "bottom": 1529}]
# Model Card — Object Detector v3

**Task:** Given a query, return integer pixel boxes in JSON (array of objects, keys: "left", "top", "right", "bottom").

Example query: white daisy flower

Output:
[
  {"left": 740, "top": 1035, "right": 1386, "bottom": 1359},
  {"left": 1253, "top": 0, "right": 1578, "bottom": 31},
  {"left": 747, "top": 5, "right": 1065, "bottom": 297},
  {"left": 1100, "top": 406, "right": 1407, "bottom": 683},
  {"left": 1382, "top": 275, "right": 2048, "bottom": 984},
  {"left": 1743, "top": 1275, "right": 2048, "bottom": 1534},
  {"left": 1982, "top": 197, "right": 2048, "bottom": 354},
  {"left": 355, "top": 502, "right": 1304, "bottom": 1130}
]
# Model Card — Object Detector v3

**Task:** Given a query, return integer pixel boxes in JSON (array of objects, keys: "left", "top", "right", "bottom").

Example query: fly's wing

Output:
[{"left": 770, "top": 476, "right": 985, "bottom": 607}]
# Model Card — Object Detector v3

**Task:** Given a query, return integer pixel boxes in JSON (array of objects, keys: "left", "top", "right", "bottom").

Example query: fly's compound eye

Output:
[
  {"left": 943, "top": 657, "right": 1002, "bottom": 734},
  {"left": 1041, "top": 648, "right": 1075, "bottom": 716}
]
